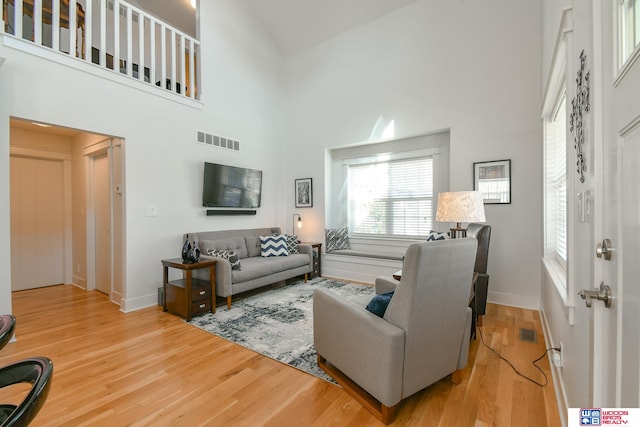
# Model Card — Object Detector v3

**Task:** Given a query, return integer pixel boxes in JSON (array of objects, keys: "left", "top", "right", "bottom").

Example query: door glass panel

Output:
[{"left": 619, "top": 0, "right": 640, "bottom": 68}]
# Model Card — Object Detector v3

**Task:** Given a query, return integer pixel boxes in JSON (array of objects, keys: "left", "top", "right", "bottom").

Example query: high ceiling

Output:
[
  {"left": 134, "top": 0, "right": 418, "bottom": 56},
  {"left": 246, "top": 0, "right": 418, "bottom": 56}
]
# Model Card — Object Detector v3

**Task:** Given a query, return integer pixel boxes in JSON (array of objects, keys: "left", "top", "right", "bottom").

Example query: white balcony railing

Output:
[{"left": 1, "top": 0, "right": 200, "bottom": 100}]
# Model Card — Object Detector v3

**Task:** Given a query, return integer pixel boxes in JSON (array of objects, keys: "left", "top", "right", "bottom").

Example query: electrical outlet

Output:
[{"left": 553, "top": 342, "right": 563, "bottom": 368}]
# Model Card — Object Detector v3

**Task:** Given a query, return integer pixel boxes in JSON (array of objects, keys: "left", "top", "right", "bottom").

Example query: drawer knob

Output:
[
  {"left": 199, "top": 290, "right": 206, "bottom": 296},
  {"left": 199, "top": 303, "right": 205, "bottom": 309}
]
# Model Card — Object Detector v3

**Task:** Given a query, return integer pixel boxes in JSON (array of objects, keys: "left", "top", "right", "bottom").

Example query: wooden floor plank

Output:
[{"left": 0, "top": 285, "right": 560, "bottom": 426}]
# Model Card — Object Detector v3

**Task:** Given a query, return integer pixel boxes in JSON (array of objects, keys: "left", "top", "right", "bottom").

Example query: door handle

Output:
[
  {"left": 596, "top": 239, "right": 613, "bottom": 260},
  {"left": 578, "top": 282, "right": 612, "bottom": 308}
]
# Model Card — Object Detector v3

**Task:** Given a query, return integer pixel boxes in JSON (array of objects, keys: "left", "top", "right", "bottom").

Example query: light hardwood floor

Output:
[{"left": 0, "top": 285, "right": 561, "bottom": 426}]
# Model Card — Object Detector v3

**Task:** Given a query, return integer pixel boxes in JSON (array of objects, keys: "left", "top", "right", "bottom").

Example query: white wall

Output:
[
  {"left": 283, "top": 0, "right": 543, "bottom": 308},
  {"left": 0, "top": 0, "right": 285, "bottom": 312}
]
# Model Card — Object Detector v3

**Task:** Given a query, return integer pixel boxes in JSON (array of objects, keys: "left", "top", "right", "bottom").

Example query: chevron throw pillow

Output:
[
  {"left": 325, "top": 227, "right": 350, "bottom": 252},
  {"left": 260, "top": 234, "right": 289, "bottom": 257},
  {"left": 426, "top": 230, "right": 450, "bottom": 241},
  {"left": 284, "top": 234, "right": 299, "bottom": 254},
  {"left": 207, "top": 249, "right": 241, "bottom": 270}
]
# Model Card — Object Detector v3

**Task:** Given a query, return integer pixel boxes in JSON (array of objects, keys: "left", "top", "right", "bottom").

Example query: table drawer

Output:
[
  {"left": 192, "top": 299, "right": 212, "bottom": 315},
  {"left": 192, "top": 284, "right": 211, "bottom": 300}
]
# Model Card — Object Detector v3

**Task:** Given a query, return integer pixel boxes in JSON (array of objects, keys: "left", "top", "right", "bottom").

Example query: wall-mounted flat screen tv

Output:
[{"left": 202, "top": 162, "right": 263, "bottom": 208}]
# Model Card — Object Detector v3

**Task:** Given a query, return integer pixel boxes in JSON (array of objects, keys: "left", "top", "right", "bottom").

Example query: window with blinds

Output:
[
  {"left": 545, "top": 94, "right": 567, "bottom": 270},
  {"left": 347, "top": 156, "right": 434, "bottom": 238}
]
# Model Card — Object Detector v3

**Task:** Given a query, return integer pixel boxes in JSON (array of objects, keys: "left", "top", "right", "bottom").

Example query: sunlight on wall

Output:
[
  {"left": 368, "top": 117, "right": 395, "bottom": 141},
  {"left": 382, "top": 120, "right": 395, "bottom": 140}
]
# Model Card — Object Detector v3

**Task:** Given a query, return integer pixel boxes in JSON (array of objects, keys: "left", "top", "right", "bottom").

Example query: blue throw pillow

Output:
[
  {"left": 365, "top": 291, "right": 394, "bottom": 317},
  {"left": 260, "top": 234, "right": 289, "bottom": 257}
]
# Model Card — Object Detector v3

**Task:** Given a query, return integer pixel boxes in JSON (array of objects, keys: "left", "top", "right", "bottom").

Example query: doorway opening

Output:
[{"left": 9, "top": 118, "right": 126, "bottom": 305}]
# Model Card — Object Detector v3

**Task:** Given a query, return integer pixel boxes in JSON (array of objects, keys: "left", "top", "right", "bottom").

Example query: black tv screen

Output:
[{"left": 202, "top": 162, "right": 262, "bottom": 208}]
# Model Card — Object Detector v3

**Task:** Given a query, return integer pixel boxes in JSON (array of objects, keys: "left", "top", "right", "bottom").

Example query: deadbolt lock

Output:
[{"left": 596, "top": 239, "right": 613, "bottom": 261}]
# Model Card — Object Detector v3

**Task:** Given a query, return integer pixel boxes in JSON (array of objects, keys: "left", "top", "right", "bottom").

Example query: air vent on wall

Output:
[{"left": 196, "top": 130, "right": 240, "bottom": 152}]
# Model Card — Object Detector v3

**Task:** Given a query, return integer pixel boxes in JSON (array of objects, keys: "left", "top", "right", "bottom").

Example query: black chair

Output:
[
  {"left": 466, "top": 223, "right": 491, "bottom": 331},
  {"left": 0, "top": 316, "right": 16, "bottom": 352},
  {"left": 0, "top": 357, "right": 53, "bottom": 427}
]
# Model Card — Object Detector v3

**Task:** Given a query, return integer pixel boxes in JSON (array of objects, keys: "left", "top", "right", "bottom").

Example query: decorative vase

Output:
[
  {"left": 182, "top": 234, "right": 200, "bottom": 263},
  {"left": 181, "top": 234, "right": 192, "bottom": 263},
  {"left": 187, "top": 242, "right": 201, "bottom": 263}
]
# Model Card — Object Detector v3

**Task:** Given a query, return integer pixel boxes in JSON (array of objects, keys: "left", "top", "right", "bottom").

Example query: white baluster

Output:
[
  {"left": 160, "top": 23, "right": 166, "bottom": 89},
  {"left": 150, "top": 19, "right": 155, "bottom": 86},
  {"left": 52, "top": 0, "right": 59, "bottom": 51},
  {"left": 99, "top": 0, "right": 105, "bottom": 67},
  {"left": 170, "top": 28, "right": 175, "bottom": 92},
  {"left": 14, "top": 0, "right": 23, "bottom": 38},
  {"left": 113, "top": 0, "right": 119, "bottom": 73},
  {"left": 33, "top": 0, "right": 41, "bottom": 45},
  {"left": 69, "top": 0, "right": 76, "bottom": 57},
  {"left": 189, "top": 39, "right": 195, "bottom": 99},
  {"left": 84, "top": 0, "right": 91, "bottom": 61},
  {"left": 126, "top": 4, "right": 131, "bottom": 77}
]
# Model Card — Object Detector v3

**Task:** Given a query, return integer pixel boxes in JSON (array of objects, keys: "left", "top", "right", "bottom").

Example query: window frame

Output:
[{"left": 541, "top": 8, "right": 576, "bottom": 313}]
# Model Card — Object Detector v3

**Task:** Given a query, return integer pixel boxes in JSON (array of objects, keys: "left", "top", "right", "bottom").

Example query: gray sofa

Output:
[{"left": 186, "top": 227, "right": 313, "bottom": 309}]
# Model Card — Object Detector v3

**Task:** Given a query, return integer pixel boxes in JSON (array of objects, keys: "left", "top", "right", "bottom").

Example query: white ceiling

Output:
[
  {"left": 246, "top": 0, "right": 419, "bottom": 55},
  {"left": 133, "top": 0, "right": 418, "bottom": 56}
]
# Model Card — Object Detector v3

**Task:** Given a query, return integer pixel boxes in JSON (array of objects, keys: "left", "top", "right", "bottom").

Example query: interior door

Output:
[
  {"left": 10, "top": 156, "right": 65, "bottom": 290},
  {"left": 93, "top": 153, "right": 111, "bottom": 295},
  {"left": 592, "top": 2, "right": 640, "bottom": 407}
]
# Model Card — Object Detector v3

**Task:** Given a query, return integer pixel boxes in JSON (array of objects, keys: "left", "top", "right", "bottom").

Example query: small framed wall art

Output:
[
  {"left": 295, "top": 178, "right": 313, "bottom": 208},
  {"left": 473, "top": 159, "right": 511, "bottom": 204}
]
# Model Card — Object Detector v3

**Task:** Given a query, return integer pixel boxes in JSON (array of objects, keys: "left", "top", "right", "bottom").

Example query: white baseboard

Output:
[
  {"left": 119, "top": 293, "right": 157, "bottom": 313},
  {"left": 487, "top": 290, "right": 541, "bottom": 310},
  {"left": 72, "top": 275, "right": 87, "bottom": 290},
  {"left": 539, "top": 308, "right": 569, "bottom": 427}
]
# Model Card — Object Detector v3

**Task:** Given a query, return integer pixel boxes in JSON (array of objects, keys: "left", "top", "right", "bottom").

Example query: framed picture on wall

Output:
[
  {"left": 473, "top": 159, "right": 511, "bottom": 204},
  {"left": 295, "top": 178, "right": 313, "bottom": 208}
]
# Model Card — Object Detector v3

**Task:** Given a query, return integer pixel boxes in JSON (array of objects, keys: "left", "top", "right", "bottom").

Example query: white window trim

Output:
[{"left": 541, "top": 7, "right": 576, "bottom": 320}]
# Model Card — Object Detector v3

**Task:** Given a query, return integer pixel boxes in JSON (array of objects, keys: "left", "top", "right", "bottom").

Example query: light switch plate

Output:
[{"left": 145, "top": 205, "right": 158, "bottom": 217}]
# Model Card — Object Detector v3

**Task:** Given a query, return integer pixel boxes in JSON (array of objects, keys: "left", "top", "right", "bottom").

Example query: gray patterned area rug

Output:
[{"left": 188, "top": 278, "right": 374, "bottom": 383}]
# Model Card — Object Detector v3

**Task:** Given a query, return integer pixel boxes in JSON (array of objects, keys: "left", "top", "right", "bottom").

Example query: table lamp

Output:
[{"left": 435, "top": 191, "right": 486, "bottom": 238}]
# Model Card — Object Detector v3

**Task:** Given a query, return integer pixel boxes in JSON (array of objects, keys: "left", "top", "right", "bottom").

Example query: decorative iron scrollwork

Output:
[{"left": 569, "top": 50, "right": 590, "bottom": 183}]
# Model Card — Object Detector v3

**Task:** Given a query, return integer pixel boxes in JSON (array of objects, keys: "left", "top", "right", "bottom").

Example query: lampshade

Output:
[{"left": 436, "top": 191, "right": 486, "bottom": 224}]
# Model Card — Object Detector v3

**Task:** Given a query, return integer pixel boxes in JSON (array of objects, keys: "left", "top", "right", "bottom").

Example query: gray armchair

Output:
[{"left": 313, "top": 239, "right": 477, "bottom": 424}]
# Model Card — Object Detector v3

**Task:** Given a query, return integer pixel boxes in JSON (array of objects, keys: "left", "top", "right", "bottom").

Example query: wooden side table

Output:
[
  {"left": 161, "top": 258, "right": 217, "bottom": 321},
  {"left": 301, "top": 242, "right": 322, "bottom": 277}
]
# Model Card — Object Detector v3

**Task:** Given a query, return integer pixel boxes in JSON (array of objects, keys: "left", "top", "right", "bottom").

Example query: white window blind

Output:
[
  {"left": 545, "top": 94, "right": 567, "bottom": 268},
  {"left": 347, "top": 157, "right": 434, "bottom": 237}
]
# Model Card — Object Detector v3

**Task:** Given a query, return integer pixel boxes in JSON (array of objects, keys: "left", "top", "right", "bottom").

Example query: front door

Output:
[
  {"left": 10, "top": 155, "right": 65, "bottom": 290},
  {"left": 591, "top": 2, "right": 640, "bottom": 407}
]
